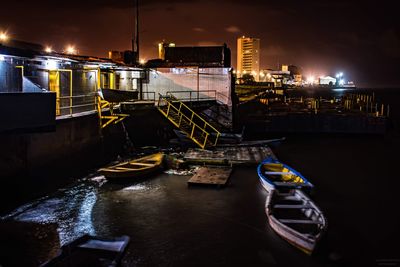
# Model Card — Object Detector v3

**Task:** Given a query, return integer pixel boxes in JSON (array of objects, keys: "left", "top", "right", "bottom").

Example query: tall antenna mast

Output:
[{"left": 133, "top": 0, "right": 139, "bottom": 64}]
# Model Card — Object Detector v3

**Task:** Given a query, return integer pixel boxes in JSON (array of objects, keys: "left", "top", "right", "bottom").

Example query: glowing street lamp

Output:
[
  {"left": 139, "top": 58, "right": 146, "bottom": 65},
  {"left": 336, "top": 72, "right": 343, "bottom": 78},
  {"left": 307, "top": 76, "right": 315, "bottom": 85},
  {"left": 45, "top": 46, "right": 53, "bottom": 53},
  {"left": 65, "top": 45, "right": 76, "bottom": 54},
  {"left": 0, "top": 32, "right": 8, "bottom": 41}
]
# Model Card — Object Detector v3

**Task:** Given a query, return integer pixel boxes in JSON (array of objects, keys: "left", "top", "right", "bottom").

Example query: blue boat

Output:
[{"left": 257, "top": 157, "right": 313, "bottom": 193}]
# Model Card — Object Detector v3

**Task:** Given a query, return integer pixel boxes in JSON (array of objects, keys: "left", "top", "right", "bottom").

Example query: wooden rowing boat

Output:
[
  {"left": 99, "top": 153, "right": 164, "bottom": 180},
  {"left": 41, "top": 234, "right": 130, "bottom": 266},
  {"left": 266, "top": 189, "right": 327, "bottom": 255},
  {"left": 257, "top": 157, "right": 313, "bottom": 193}
]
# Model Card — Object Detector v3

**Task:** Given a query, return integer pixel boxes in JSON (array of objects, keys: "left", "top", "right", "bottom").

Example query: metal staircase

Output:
[
  {"left": 96, "top": 93, "right": 129, "bottom": 129},
  {"left": 157, "top": 93, "right": 221, "bottom": 149}
]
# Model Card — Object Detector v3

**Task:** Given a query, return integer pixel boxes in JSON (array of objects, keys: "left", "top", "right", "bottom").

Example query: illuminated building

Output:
[{"left": 237, "top": 36, "right": 260, "bottom": 81}]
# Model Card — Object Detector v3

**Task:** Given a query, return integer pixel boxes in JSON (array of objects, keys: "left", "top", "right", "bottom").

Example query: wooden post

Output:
[{"left": 381, "top": 104, "right": 384, "bottom": 116}]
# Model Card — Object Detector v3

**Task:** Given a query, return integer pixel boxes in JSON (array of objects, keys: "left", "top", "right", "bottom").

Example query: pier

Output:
[{"left": 1, "top": 5, "right": 399, "bottom": 265}]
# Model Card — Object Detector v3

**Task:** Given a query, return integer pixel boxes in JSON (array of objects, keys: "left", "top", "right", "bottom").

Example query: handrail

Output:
[
  {"left": 165, "top": 90, "right": 217, "bottom": 103},
  {"left": 166, "top": 93, "right": 220, "bottom": 135},
  {"left": 158, "top": 93, "right": 220, "bottom": 148},
  {"left": 57, "top": 92, "right": 97, "bottom": 117}
]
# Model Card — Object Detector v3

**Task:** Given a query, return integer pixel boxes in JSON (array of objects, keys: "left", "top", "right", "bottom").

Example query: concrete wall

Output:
[
  {"left": 0, "top": 114, "right": 125, "bottom": 178},
  {"left": 0, "top": 60, "right": 22, "bottom": 92},
  {"left": 0, "top": 92, "right": 56, "bottom": 133},
  {"left": 143, "top": 68, "right": 232, "bottom": 105}
]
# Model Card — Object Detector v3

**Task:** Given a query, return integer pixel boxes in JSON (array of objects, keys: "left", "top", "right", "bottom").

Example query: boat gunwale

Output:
[
  {"left": 265, "top": 190, "right": 327, "bottom": 255},
  {"left": 257, "top": 157, "right": 313, "bottom": 190}
]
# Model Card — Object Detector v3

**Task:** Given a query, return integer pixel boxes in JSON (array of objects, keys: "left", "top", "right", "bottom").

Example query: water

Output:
[{"left": 1, "top": 88, "right": 400, "bottom": 266}]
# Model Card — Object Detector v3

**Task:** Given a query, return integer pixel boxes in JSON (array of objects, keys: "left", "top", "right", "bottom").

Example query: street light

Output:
[
  {"left": 45, "top": 46, "right": 53, "bottom": 53},
  {"left": 65, "top": 45, "right": 76, "bottom": 54},
  {"left": 0, "top": 32, "right": 8, "bottom": 41}
]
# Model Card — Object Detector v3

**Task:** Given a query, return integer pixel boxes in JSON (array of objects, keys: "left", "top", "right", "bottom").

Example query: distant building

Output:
[
  {"left": 293, "top": 74, "right": 303, "bottom": 86},
  {"left": 260, "top": 69, "right": 290, "bottom": 88},
  {"left": 108, "top": 51, "right": 124, "bottom": 62},
  {"left": 319, "top": 76, "right": 336, "bottom": 86},
  {"left": 108, "top": 50, "right": 137, "bottom": 65},
  {"left": 158, "top": 41, "right": 176, "bottom": 60},
  {"left": 148, "top": 43, "right": 231, "bottom": 68},
  {"left": 237, "top": 36, "right": 260, "bottom": 81}
]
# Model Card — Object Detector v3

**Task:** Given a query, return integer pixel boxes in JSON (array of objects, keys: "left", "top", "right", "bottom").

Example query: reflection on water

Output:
[
  {"left": 121, "top": 184, "right": 149, "bottom": 191},
  {"left": 1, "top": 176, "right": 104, "bottom": 245}
]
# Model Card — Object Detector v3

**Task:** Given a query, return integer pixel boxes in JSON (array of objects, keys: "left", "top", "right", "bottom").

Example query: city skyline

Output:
[{"left": 1, "top": 0, "right": 399, "bottom": 87}]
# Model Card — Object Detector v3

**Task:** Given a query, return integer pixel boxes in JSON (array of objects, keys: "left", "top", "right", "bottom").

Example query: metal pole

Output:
[
  {"left": 197, "top": 66, "right": 199, "bottom": 101},
  {"left": 136, "top": 0, "right": 139, "bottom": 64}
]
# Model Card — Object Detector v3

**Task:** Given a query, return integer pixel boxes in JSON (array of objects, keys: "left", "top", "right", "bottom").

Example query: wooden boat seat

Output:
[
  {"left": 115, "top": 167, "right": 137, "bottom": 170},
  {"left": 129, "top": 162, "right": 154, "bottom": 166},
  {"left": 273, "top": 204, "right": 313, "bottom": 209},
  {"left": 279, "top": 219, "right": 323, "bottom": 225},
  {"left": 274, "top": 182, "right": 312, "bottom": 188},
  {"left": 265, "top": 171, "right": 293, "bottom": 175}
]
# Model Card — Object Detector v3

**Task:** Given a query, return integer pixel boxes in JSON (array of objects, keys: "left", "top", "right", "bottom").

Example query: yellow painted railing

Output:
[
  {"left": 96, "top": 95, "right": 129, "bottom": 129},
  {"left": 157, "top": 93, "right": 220, "bottom": 149}
]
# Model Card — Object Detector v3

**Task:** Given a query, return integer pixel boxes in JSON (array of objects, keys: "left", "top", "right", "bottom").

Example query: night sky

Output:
[{"left": 1, "top": 0, "right": 399, "bottom": 87}]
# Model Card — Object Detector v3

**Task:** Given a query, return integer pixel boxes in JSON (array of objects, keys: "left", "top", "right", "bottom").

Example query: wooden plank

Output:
[
  {"left": 265, "top": 171, "right": 293, "bottom": 175},
  {"left": 184, "top": 146, "right": 276, "bottom": 165},
  {"left": 128, "top": 162, "right": 153, "bottom": 166},
  {"left": 274, "top": 182, "right": 312, "bottom": 188},
  {"left": 273, "top": 204, "right": 313, "bottom": 209},
  {"left": 188, "top": 166, "right": 232, "bottom": 186},
  {"left": 279, "top": 219, "right": 322, "bottom": 225}
]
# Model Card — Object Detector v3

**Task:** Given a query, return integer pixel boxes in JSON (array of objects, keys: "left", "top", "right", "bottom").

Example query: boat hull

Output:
[
  {"left": 265, "top": 190, "right": 327, "bottom": 255},
  {"left": 100, "top": 88, "right": 139, "bottom": 103},
  {"left": 257, "top": 157, "right": 313, "bottom": 192},
  {"left": 100, "top": 164, "right": 162, "bottom": 180},
  {"left": 99, "top": 153, "right": 164, "bottom": 181}
]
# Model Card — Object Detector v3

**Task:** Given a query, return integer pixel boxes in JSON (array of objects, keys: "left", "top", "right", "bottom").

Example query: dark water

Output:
[{"left": 1, "top": 88, "right": 400, "bottom": 266}]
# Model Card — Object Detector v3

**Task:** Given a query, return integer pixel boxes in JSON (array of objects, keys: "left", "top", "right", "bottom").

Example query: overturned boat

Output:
[
  {"left": 98, "top": 88, "right": 138, "bottom": 103},
  {"left": 41, "top": 234, "right": 130, "bottom": 266},
  {"left": 266, "top": 189, "right": 327, "bottom": 255},
  {"left": 257, "top": 157, "right": 313, "bottom": 193}
]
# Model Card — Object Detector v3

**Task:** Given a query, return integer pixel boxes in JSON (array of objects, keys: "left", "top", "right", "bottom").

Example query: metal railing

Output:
[
  {"left": 141, "top": 91, "right": 156, "bottom": 101},
  {"left": 58, "top": 92, "right": 97, "bottom": 117},
  {"left": 165, "top": 90, "right": 217, "bottom": 103},
  {"left": 158, "top": 93, "right": 220, "bottom": 149}
]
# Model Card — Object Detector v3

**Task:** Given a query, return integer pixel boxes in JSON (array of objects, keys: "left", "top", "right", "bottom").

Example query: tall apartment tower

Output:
[{"left": 237, "top": 36, "right": 260, "bottom": 81}]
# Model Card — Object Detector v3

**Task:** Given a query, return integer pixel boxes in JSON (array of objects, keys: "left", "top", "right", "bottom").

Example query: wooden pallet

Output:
[
  {"left": 184, "top": 146, "right": 276, "bottom": 166},
  {"left": 188, "top": 166, "right": 232, "bottom": 187}
]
